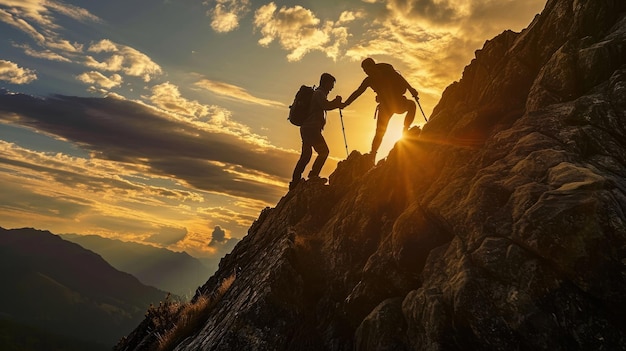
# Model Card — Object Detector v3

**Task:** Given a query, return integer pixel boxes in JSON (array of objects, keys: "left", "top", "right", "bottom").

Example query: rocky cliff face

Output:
[{"left": 116, "top": 0, "right": 626, "bottom": 349}]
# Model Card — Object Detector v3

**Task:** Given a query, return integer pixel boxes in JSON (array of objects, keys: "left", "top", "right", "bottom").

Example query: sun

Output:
[{"left": 377, "top": 117, "right": 407, "bottom": 157}]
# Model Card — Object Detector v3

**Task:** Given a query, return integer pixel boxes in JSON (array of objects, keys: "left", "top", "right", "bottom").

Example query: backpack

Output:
[
  {"left": 288, "top": 85, "right": 314, "bottom": 126},
  {"left": 375, "top": 63, "right": 407, "bottom": 97}
]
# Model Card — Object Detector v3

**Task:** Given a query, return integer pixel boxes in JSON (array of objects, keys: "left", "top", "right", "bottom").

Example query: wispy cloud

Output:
[
  {"left": 205, "top": 0, "right": 251, "bottom": 33},
  {"left": 146, "top": 81, "right": 275, "bottom": 149},
  {"left": 145, "top": 225, "right": 188, "bottom": 246},
  {"left": 85, "top": 39, "right": 163, "bottom": 82},
  {"left": 12, "top": 43, "right": 72, "bottom": 62},
  {"left": 76, "top": 71, "right": 123, "bottom": 90},
  {"left": 0, "top": 0, "right": 100, "bottom": 52},
  {"left": 194, "top": 78, "right": 284, "bottom": 107},
  {"left": 0, "top": 60, "right": 37, "bottom": 84},
  {"left": 149, "top": 82, "right": 211, "bottom": 118},
  {"left": 0, "top": 7, "right": 46, "bottom": 43},
  {"left": 45, "top": 0, "right": 102, "bottom": 23}
]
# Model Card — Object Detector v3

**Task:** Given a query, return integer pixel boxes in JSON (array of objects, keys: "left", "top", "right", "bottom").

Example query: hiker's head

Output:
[
  {"left": 319, "top": 73, "right": 336, "bottom": 91},
  {"left": 361, "top": 58, "right": 376, "bottom": 75}
]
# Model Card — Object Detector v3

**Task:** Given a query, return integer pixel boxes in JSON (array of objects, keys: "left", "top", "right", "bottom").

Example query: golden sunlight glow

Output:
[
  {"left": 377, "top": 117, "right": 409, "bottom": 160},
  {"left": 0, "top": 0, "right": 548, "bottom": 265}
]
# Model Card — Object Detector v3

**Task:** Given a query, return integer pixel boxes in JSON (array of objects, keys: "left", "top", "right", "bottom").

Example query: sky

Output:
[{"left": 0, "top": 0, "right": 546, "bottom": 260}]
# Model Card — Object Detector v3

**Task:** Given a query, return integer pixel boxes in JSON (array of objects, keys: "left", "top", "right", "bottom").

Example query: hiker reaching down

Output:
[
  {"left": 342, "top": 58, "right": 419, "bottom": 159},
  {"left": 290, "top": 73, "right": 343, "bottom": 190}
]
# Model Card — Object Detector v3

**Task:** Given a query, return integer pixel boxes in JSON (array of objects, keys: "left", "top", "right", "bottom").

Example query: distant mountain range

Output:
[
  {"left": 61, "top": 234, "right": 214, "bottom": 298},
  {"left": 0, "top": 227, "right": 169, "bottom": 349}
]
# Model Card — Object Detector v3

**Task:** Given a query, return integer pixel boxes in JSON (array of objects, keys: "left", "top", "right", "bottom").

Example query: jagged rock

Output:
[{"left": 116, "top": 0, "right": 626, "bottom": 350}]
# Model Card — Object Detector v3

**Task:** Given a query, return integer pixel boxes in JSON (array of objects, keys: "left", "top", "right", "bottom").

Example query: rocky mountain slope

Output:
[{"left": 116, "top": 0, "right": 626, "bottom": 349}]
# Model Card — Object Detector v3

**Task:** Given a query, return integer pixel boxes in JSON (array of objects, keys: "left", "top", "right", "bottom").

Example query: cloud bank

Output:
[{"left": 0, "top": 91, "right": 296, "bottom": 203}]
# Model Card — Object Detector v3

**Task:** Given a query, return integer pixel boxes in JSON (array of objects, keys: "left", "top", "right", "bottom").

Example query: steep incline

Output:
[{"left": 117, "top": 0, "right": 626, "bottom": 349}]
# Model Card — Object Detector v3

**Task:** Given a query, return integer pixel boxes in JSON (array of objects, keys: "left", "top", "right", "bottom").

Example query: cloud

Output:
[
  {"left": 12, "top": 43, "right": 72, "bottom": 62},
  {"left": 0, "top": 8, "right": 46, "bottom": 43},
  {"left": 0, "top": 139, "right": 234, "bottom": 246},
  {"left": 145, "top": 225, "right": 188, "bottom": 245},
  {"left": 146, "top": 82, "right": 274, "bottom": 149},
  {"left": 338, "top": 10, "right": 364, "bottom": 24},
  {"left": 206, "top": 0, "right": 250, "bottom": 33},
  {"left": 0, "top": 160, "right": 93, "bottom": 219},
  {"left": 208, "top": 225, "right": 226, "bottom": 246},
  {"left": 384, "top": 0, "right": 543, "bottom": 35},
  {"left": 0, "top": 0, "right": 100, "bottom": 51},
  {"left": 253, "top": 2, "right": 349, "bottom": 61},
  {"left": 45, "top": 0, "right": 102, "bottom": 23},
  {"left": 0, "top": 91, "right": 296, "bottom": 203},
  {"left": 385, "top": 0, "right": 464, "bottom": 24},
  {"left": 341, "top": 0, "right": 545, "bottom": 107},
  {"left": 194, "top": 78, "right": 284, "bottom": 107},
  {"left": 0, "top": 60, "right": 37, "bottom": 84},
  {"left": 205, "top": 225, "right": 238, "bottom": 263},
  {"left": 149, "top": 82, "right": 211, "bottom": 118},
  {"left": 0, "top": 0, "right": 101, "bottom": 27},
  {"left": 86, "top": 39, "right": 163, "bottom": 82},
  {"left": 76, "top": 71, "right": 123, "bottom": 89}
]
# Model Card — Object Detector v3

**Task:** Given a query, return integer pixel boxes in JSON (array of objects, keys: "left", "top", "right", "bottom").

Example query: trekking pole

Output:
[
  {"left": 339, "top": 109, "right": 349, "bottom": 157},
  {"left": 415, "top": 97, "right": 428, "bottom": 122}
]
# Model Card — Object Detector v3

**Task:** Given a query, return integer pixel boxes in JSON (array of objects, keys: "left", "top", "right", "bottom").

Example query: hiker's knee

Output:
[
  {"left": 407, "top": 100, "right": 416, "bottom": 112},
  {"left": 313, "top": 140, "right": 329, "bottom": 156},
  {"left": 300, "top": 146, "right": 313, "bottom": 160},
  {"left": 318, "top": 144, "right": 329, "bottom": 157}
]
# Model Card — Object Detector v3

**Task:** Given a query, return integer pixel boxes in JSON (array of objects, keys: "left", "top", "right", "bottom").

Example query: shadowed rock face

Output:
[{"left": 116, "top": 0, "right": 626, "bottom": 350}]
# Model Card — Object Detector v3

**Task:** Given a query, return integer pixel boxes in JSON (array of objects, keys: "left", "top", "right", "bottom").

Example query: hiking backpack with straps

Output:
[
  {"left": 288, "top": 85, "right": 314, "bottom": 126},
  {"left": 375, "top": 63, "right": 407, "bottom": 97}
]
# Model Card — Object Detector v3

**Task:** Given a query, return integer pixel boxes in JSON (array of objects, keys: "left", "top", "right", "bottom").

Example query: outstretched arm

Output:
[{"left": 343, "top": 78, "right": 370, "bottom": 107}]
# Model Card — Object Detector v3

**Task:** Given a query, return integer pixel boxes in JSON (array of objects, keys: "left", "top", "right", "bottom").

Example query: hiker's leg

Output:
[
  {"left": 292, "top": 130, "right": 314, "bottom": 181},
  {"left": 371, "top": 106, "right": 392, "bottom": 154},
  {"left": 404, "top": 99, "right": 416, "bottom": 131},
  {"left": 309, "top": 137, "right": 329, "bottom": 178},
  {"left": 292, "top": 146, "right": 312, "bottom": 180}
]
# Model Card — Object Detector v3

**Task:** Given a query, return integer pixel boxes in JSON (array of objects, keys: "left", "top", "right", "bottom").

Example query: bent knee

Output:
[
  {"left": 319, "top": 147, "right": 329, "bottom": 157},
  {"left": 407, "top": 100, "right": 416, "bottom": 111}
]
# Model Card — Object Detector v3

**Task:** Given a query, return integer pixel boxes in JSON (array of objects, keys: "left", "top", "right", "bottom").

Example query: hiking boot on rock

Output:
[
  {"left": 289, "top": 178, "right": 303, "bottom": 190},
  {"left": 365, "top": 151, "right": 376, "bottom": 165},
  {"left": 307, "top": 175, "right": 328, "bottom": 184}
]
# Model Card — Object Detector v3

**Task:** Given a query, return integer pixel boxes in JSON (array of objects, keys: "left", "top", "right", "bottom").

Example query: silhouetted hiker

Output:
[
  {"left": 290, "top": 73, "right": 343, "bottom": 190},
  {"left": 342, "top": 58, "right": 419, "bottom": 159}
]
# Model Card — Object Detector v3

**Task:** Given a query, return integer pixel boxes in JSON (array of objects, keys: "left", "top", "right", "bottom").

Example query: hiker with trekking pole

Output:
[
  {"left": 341, "top": 57, "right": 426, "bottom": 161},
  {"left": 289, "top": 73, "right": 344, "bottom": 191}
]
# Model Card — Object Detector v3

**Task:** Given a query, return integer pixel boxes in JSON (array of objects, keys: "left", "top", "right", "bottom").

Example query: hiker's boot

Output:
[
  {"left": 307, "top": 175, "right": 328, "bottom": 184},
  {"left": 289, "top": 178, "right": 303, "bottom": 190},
  {"left": 366, "top": 151, "right": 377, "bottom": 165}
]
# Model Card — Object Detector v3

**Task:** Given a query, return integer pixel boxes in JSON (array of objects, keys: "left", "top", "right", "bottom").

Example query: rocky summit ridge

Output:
[{"left": 116, "top": 0, "right": 626, "bottom": 349}]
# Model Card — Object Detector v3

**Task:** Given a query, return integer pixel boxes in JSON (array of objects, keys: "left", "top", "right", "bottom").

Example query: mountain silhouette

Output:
[
  {"left": 116, "top": 0, "right": 626, "bottom": 349},
  {"left": 0, "top": 227, "right": 169, "bottom": 349},
  {"left": 62, "top": 234, "right": 211, "bottom": 298}
]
